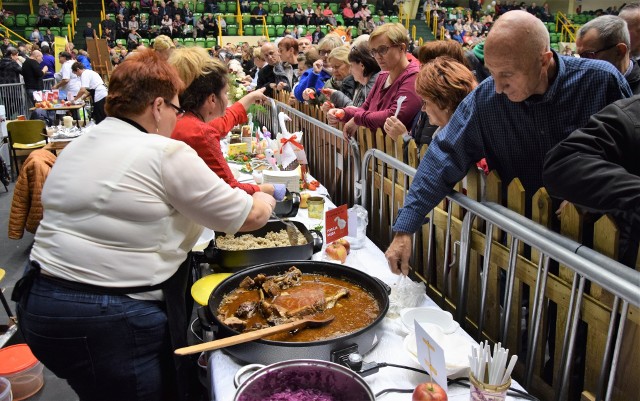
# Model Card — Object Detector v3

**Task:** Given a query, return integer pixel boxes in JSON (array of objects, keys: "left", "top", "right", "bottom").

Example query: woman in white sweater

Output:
[{"left": 14, "top": 49, "right": 275, "bottom": 401}]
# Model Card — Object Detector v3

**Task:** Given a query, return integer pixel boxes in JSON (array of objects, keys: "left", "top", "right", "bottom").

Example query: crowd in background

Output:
[{"left": 2, "top": 3, "right": 640, "bottom": 399}]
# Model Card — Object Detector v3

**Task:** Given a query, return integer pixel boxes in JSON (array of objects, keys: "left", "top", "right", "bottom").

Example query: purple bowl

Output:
[{"left": 234, "top": 360, "right": 375, "bottom": 401}]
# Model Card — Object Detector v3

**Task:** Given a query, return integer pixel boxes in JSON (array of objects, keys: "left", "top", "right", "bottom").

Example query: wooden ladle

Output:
[{"left": 175, "top": 315, "right": 335, "bottom": 356}]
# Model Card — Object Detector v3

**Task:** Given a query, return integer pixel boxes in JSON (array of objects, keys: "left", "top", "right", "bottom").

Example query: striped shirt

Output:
[{"left": 394, "top": 53, "right": 632, "bottom": 234}]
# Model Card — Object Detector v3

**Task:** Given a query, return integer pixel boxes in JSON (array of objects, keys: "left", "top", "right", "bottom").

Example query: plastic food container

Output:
[
  {"left": 0, "top": 377, "right": 11, "bottom": 401},
  {"left": 0, "top": 344, "right": 44, "bottom": 401}
]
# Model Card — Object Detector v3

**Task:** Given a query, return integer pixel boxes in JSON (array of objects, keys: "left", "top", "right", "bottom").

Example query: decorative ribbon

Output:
[{"left": 280, "top": 135, "right": 304, "bottom": 154}]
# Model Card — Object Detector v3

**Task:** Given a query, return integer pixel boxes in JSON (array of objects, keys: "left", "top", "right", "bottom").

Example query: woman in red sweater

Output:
[
  {"left": 327, "top": 23, "right": 422, "bottom": 139},
  {"left": 169, "top": 47, "right": 286, "bottom": 199}
]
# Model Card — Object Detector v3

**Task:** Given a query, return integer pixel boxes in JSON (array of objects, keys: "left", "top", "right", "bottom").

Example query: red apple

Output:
[
  {"left": 334, "top": 238, "right": 350, "bottom": 254},
  {"left": 325, "top": 242, "right": 347, "bottom": 263},
  {"left": 412, "top": 382, "right": 447, "bottom": 401}
]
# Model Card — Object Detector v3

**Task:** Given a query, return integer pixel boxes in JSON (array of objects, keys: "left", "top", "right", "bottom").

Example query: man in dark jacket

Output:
[
  {"left": 0, "top": 48, "right": 21, "bottom": 84},
  {"left": 544, "top": 95, "right": 640, "bottom": 267},
  {"left": 251, "top": 2, "right": 267, "bottom": 25},
  {"left": 0, "top": 47, "right": 23, "bottom": 119},
  {"left": 21, "top": 50, "right": 47, "bottom": 106},
  {"left": 257, "top": 42, "right": 281, "bottom": 98}
]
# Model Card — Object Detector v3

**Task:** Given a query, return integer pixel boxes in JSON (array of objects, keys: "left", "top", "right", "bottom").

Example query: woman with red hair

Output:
[{"left": 15, "top": 49, "right": 275, "bottom": 401}]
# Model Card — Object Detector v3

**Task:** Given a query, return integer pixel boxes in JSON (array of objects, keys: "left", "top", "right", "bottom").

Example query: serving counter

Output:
[{"left": 200, "top": 173, "right": 529, "bottom": 400}]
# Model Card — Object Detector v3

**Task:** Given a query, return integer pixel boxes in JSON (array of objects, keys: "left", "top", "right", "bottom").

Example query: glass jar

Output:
[{"left": 307, "top": 196, "right": 325, "bottom": 219}]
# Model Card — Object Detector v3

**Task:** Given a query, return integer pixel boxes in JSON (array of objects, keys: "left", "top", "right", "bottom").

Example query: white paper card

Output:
[{"left": 415, "top": 321, "right": 448, "bottom": 393}]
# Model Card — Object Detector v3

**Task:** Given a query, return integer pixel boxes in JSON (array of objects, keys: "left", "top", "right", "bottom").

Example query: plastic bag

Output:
[
  {"left": 345, "top": 204, "right": 368, "bottom": 250},
  {"left": 387, "top": 275, "right": 426, "bottom": 318}
]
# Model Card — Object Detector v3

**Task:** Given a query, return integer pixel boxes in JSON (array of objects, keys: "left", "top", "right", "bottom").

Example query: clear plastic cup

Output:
[
  {"left": 469, "top": 372, "right": 510, "bottom": 401},
  {"left": 0, "top": 377, "right": 11, "bottom": 401}
]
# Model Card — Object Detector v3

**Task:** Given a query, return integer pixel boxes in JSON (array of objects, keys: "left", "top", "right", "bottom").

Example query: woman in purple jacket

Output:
[{"left": 327, "top": 23, "right": 422, "bottom": 139}]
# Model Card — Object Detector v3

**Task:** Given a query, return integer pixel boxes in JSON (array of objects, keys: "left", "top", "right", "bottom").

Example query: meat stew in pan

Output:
[{"left": 216, "top": 267, "right": 380, "bottom": 342}]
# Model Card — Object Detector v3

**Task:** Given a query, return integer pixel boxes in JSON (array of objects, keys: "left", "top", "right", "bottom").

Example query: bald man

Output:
[
  {"left": 386, "top": 10, "right": 632, "bottom": 275},
  {"left": 256, "top": 42, "right": 287, "bottom": 97},
  {"left": 576, "top": 15, "right": 640, "bottom": 94},
  {"left": 619, "top": 2, "right": 640, "bottom": 62},
  {"left": 21, "top": 50, "right": 47, "bottom": 107}
]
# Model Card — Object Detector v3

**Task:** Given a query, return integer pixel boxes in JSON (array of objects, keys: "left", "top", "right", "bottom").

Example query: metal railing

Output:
[
  {"left": 0, "top": 79, "right": 56, "bottom": 119},
  {"left": 359, "top": 148, "right": 640, "bottom": 401},
  {"left": 0, "top": 24, "right": 30, "bottom": 46},
  {"left": 0, "top": 82, "right": 29, "bottom": 120}
]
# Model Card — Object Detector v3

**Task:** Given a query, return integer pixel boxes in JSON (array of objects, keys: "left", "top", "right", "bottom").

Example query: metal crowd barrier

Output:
[
  {"left": 43, "top": 78, "right": 54, "bottom": 91},
  {"left": 0, "top": 82, "right": 29, "bottom": 120},
  {"left": 0, "top": 79, "right": 55, "bottom": 120},
  {"left": 256, "top": 98, "right": 639, "bottom": 400},
  {"left": 359, "top": 148, "right": 640, "bottom": 401}
]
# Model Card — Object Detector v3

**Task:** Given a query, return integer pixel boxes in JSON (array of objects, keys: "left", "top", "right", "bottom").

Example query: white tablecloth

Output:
[{"left": 206, "top": 177, "right": 527, "bottom": 400}]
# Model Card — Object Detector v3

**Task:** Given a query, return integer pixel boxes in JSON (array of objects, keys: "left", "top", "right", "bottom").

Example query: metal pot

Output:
[
  {"left": 206, "top": 260, "right": 390, "bottom": 365},
  {"left": 200, "top": 221, "right": 323, "bottom": 271},
  {"left": 233, "top": 359, "right": 376, "bottom": 401},
  {"left": 274, "top": 191, "right": 300, "bottom": 218}
]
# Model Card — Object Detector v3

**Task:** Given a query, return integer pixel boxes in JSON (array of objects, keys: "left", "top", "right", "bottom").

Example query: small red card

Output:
[{"left": 325, "top": 204, "right": 348, "bottom": 243}]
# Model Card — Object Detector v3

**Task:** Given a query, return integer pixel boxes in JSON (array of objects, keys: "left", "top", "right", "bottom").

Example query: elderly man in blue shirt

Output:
[{"left": 385, "top": 10, "right": 632, "bottom": 276}]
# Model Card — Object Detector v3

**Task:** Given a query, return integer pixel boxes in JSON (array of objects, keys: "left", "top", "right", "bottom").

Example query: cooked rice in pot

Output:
[{"left": 216, "top": 229, "right": 307, "bottom": 251}]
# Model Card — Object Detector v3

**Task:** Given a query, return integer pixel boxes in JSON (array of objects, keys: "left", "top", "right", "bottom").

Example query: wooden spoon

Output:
[{"left": 174, "top": 315, "right": 335, "bottom": 356}]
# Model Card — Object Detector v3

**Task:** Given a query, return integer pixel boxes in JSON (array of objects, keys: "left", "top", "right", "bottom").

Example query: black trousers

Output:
[{"left": 92, "top": 98, "right": 107, "bottom": 124}]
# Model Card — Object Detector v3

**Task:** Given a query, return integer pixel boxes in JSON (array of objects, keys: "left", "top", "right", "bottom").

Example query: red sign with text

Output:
[{"left": 325, "top": 205, "right": 349, "bottom": 243}]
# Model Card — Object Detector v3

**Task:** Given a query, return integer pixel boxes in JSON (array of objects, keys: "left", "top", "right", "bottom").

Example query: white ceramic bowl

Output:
[{"left": 400, "top": 307, "right": 460, "bottom": 335}]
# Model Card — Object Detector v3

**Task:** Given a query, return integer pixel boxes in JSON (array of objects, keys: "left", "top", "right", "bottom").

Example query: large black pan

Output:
[
  {"left": 199, "top": 221, "right": 323, "bottom": 271},
  {"left": 206, "top": 260, "right": 390, "bottom": 365}
]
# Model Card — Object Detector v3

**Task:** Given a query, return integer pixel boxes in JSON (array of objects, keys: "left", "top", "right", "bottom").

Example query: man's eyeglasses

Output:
[
  {"left": 579, "top": 43, "right": 618, "bottom": 59},
  {"left": 370, "top": 44, "right": 400, "bottom": 57},
  {"left": 166, "top": 100, "right": 185, "bottom": 117}
]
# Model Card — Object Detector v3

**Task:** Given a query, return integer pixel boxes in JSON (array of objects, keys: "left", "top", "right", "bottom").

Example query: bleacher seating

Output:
[
  {"left": 16, "top": 14, "right": 27, "bottom": 27},
  {"left": 205, "top": 37, "right": 217, "bottom": 48}
]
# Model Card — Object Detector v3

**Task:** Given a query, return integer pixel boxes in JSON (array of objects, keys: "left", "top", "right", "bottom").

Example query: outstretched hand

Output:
[{"left": 385, "top": 232, "right": 413, "bottom": 276}]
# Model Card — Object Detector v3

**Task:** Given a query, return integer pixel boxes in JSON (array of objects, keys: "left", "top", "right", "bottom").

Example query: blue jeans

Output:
[{"left": 17, "top": 276, "right": 175, "bottom": 401}]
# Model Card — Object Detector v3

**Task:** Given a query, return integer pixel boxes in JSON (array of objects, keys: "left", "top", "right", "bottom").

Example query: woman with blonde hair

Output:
[
  {"left": 152, "top": 34, "right": 175, "bottom": 59},
  {"left": 328, "top": 23, "right": 422, "bottom": 139},
  {"left": 324, "top": 42, "right": 380, "bottom": 108},
  {"left": 309, "top": 45, "right": 354, "bottom": 102},
  {"left": 295, "top": 44, "right": 350, "bottom": 102},
  {"left": 169, "top": 47, "right": 287, "bottom": 200}
]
